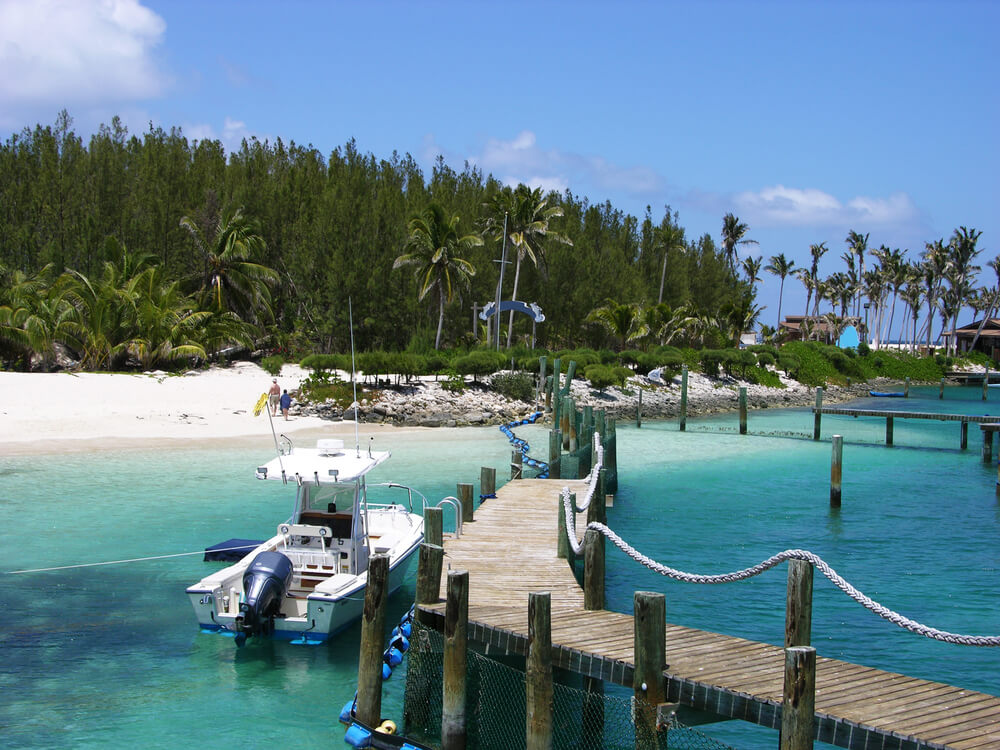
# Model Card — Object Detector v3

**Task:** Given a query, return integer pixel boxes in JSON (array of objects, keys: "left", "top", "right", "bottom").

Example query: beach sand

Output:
[{"left": 0, "top": 362, "right": 402, "bottom": 455}]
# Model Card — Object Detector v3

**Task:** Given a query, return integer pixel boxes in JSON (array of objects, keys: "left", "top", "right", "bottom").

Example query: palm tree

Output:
[
  {"left": 794, "top": 267, "right": 815, "bottom": 332},
  {"left": 920, "top": 239, "right": 948, "bottom": 351},
  {"left": 945, "top": 226, "right": 983, "bottom": 354},
  {"left": 764, "top": 253, "right": 795, "bottom": 331},
  {"left": 969, "top": 256, "right": 1000, "bottom": 352},
  {"left": 482, "top": 184, "right": 572, "bottom": 348},
  {"left": 741, "top": 255, "right": 763, "bottom": 286},
  {"left": 720, "top": 213, "right": 757, "bottom": 270},
  {"left": 845, "top": 230, "right": 869, "bottom": 317},
  {"left": 179, "top": 206, "right": 279, "bottom": 325},
  {"left": 126, "top": 266, "right": 210, "bottom": 369},
  {"left": 656, "top": 220, "right": 685, "bottom": 304},
  {"left": 394, "top": 203, "right": 481, "bottom": 349},
  {"left": 586, "top": 299, "right": 649, "bottom": 350},
  {"left": 901, "top": 280, "right": 924, "bottom": 353},
  {"left": 808, "top": 242, "right": 829, "bottom": 317}
]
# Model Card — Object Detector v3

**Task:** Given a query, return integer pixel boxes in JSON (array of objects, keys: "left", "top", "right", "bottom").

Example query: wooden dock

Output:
[{"left": 417, "top": 478, "right": 1000, "bottom": 750}]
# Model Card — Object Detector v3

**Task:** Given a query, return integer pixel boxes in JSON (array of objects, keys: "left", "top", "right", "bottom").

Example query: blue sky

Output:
[{"left": 1, "top": 0, "right": 996, "bottom": 333}]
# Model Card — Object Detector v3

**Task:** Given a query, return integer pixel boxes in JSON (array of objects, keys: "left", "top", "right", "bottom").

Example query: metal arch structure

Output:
[{"left": 479, "top": 300, "right": 545, "bottom": 323}]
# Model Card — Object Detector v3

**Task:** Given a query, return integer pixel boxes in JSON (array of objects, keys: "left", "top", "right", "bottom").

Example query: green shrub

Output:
[
  {"left": 441, "top": 371, "right": 466, "bottom": 393},
  {"left": 452, "top": 350, "right": 506, "bottom": 381},
  {"left": 618, "top": 349, "right": 643, "bottom": 370},
  {"left": 584, "top": 364, "right": 628, "bottom": 391},
  {"left": 745, "top": 366, "right": 783, "bottom": 388},
  {"left": 857, "top": 342, "right": 871, "bottom": 357},
  {"left": 778, "top": 353, "right": 801, "bottom": 377},
  {"left": 700, "top": 349, "right": 725, "bottom": 377},
  {"left": 755, "top": 351, "right": 776, "bottom": 367},
  {"left": 490, "top": 371, "right": 535, "bottom": 402},
  {"left": 261, "top": 354, "right": 285, "bottom": 376},
  {"left": 300, "top": 353, "right": 349, "bottom": 373}
]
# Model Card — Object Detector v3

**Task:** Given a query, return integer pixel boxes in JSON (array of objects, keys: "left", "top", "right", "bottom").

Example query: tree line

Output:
[{"left": 0, "top": 112, "right": 753, "bottom": 370}]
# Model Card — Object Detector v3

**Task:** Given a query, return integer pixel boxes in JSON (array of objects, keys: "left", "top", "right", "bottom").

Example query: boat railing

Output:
[
  {"left": 278, "top": 434, "right": 293, "bottom": 455},
  {"left": 429, "top": 496, "right": 463, "bottom": 538},
  {"left": 369, "top": 482, "right": 427, "bottom": 513}
]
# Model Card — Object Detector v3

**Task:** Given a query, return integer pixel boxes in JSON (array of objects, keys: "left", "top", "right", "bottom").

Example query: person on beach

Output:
[
  {"left": 280, "top": 390, "right": 292, "bottom": 420},
  {"left": 268, "top": 378, "right": 281, "bottom": 416}
]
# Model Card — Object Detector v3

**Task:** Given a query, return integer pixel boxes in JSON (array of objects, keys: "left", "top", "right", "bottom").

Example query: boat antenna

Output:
[{"left": 349, "top": 297, "right": 360, "bottom": 458}]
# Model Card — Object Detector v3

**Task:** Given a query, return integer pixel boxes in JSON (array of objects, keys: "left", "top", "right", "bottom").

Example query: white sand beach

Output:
[{"left": 0, "top": 362, "right": 393, "bottom": 455}]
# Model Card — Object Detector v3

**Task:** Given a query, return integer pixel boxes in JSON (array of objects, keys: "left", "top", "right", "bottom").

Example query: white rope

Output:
[
  {"left": 561, "top": 432, "right": 603, "bottom": 557},
  {"left": 5, "top": 544, "right": 261, "bottom": 574},
  {"left": 579, "top": 523, "right": 1000, "bottom": 647}
]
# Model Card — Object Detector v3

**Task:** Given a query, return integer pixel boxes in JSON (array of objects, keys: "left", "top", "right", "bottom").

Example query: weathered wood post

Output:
[
  {"left": 557, "top": 492, "right": 577, "bottom": 568},
  {"left": 583, "top": 528, "right": 604, "bottom": 611},
  {"left": 634, "top": 591, "right": 666, "bottom": 750},
  {"left": 679, "top": 365, "right": 688, "bottom": 432},
  {"left": 785, "top": 559, "right": 814, "bottom": 647},
  {"left": 739, "top": 386, "right": 748, "bottom": 435},
  {"left": 457, "top": 482, "right": 474, "bottom": 524},
  {"left": 480, "top": 466, "right": 496, "bottom": 500},
  {"left": 780, "top": 646, "right": 817, "bottom": 750},
  {"left": 356, "top": 553, "right": 389, "bottom": 727},
  {"left": 415, "top": 543, "right": 444, "bottom": 616},
  {"left": 605, "top": 418, "right": 618, "bottom": 493},
  {"left": 563, "top": 396, "right": 575, "bottom": 451},
  {"left": 940, "top": 377, "right": 946, "bottom": 400},
  {"left": 562, "top": 361, "right": 577, "bottom": 397},
  {"left": 512, "top": 450, "right": 523, "bottom": 479},
  {"left": 830, "top": 436, "right": 843, "bottom": 508},
  {"left": 587, "top": 468, "right": 607, "bottom": 526},
  {"left": 983, "top": 428, "right": 994, "bottom": 464},
  {"left": 961, "top": 421, "right": 969, "bottom": 451},
  {"left": 813, "top": 387, "right": 823, "bottom": 441},
  {"left": 594, "top": 409, "right": 606, "bottom": 450},
  {"left": 548, "top": 429, "right": 562, "bottom": 479},
  {"left": 551, "top": 358, "right": 562, "bottom": 418},
  {"left": 424, "top": 506, "right": 443, "bottom": 547},
  {"left": 526, "top": 592, "right": 553, "bottom": 750},
  {"left": 885, "top": 416, "right": 894, "bottom": 446},
  {"left": 442, "top": 570, "right": 469, "bottom": 750},
  {"left": 984, "top": 367, "right": 990, "bottom": 401},
  {"left": 538, "top": 357, "right": 547, "bottom": 407},
  {"left": 904, "top": 376, "right": 910, "bottom": 398}
]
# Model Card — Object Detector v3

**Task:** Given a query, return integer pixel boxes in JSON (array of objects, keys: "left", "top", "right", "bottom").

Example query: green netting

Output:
[{"left": 403, "top": 623, "right": 733, "bottom": 750}]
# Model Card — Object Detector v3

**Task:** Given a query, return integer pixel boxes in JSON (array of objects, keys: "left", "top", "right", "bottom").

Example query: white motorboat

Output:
[{"left": 187, "top": 437, "right": 424, "bottom": 646}]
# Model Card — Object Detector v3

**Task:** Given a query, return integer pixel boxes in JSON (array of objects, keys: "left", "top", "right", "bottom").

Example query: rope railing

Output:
[
  {"left": 560, "top": 480, "right": 1000, "bottom": 647},
  {"left": 561, "top": 432, "right": 604, "bottom": 558},
  {"left": 499, "top": 411, "right": 549, "bottom": 478}
]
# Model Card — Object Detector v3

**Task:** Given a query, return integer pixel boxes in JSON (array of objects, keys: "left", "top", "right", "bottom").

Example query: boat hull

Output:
[{"left": 187, "top": 519, "right": 422, "bottom": 644}]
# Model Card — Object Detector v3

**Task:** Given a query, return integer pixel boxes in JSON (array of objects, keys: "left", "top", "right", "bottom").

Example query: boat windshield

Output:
[{"left": 297, "top": 482, "right": 358, "bottom": 515}]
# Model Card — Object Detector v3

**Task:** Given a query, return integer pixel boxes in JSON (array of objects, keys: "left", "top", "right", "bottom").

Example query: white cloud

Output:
[
  {"left": 180, "top": 116, "right": 271, "bottom": 156},
  {"left": 0, "top": 0, "right": 167, "bottom": 127},
  {"left": 424, "top": 130, "right": 664, "bottom": 199},
  {"left": 731, "top": 185, "right": 921, "bottom": 229}
]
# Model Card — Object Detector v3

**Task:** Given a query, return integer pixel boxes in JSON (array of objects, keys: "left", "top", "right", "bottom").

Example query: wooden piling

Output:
[
  {"left": 480, "top": 466, "right": 496, "bottom": 499},
  {"left": 561, "top": 396, "right": 572, "bottom": 451},
  {"left": 680, "top": 365, "right": 688, "bottom": 432},
  {"left": 780, "top": 646, "right": 817, "bottom": 750},
  {"left": 961, "top": 421, "right": 969, "bottom": 450},
  {"left": 830, "top": 436, "right": 843, "bottom": 509},
  {"left": 526, "top": 592, "right": 553, "bottom": 750},
  {"left": 557, "top": 492, "right": 576, "bottom": 567},
  {"left": 548, "top": 429, "right": 562, "bottom": 480},
  {"left": 583, "top": 528, "right": 604, "bottom": 611},
  {"left": 739, "top": 386, "right": 748, "bottom": 435},
  {"left": 633, "top": 591, "right": 666, "bottom": 750},
  {"left": 415, "top": 543, "right": 444, "bottom": 613},
  {"left": 813, "top": 387, "right": 823, "bottom": 440},
  {"left": 442, "top": 570, "right": 469, "bottom": 750},
  {"left": 940, "top": 377, "right": 945, "bottom": 399},
  {"left": 984, "top": 430, "right": 994, "bottom": 464},
  {"left": 538, "top": 357, "right": 547, "bottom": 407},
  {"left": 424, "top": 506, "right": 443, "bottom": 547},
  {"left": 569, "top": 402, "right": 579, "bottom": 452},
  {"left": 636, "top": 387, "right": 642, "bottom": 428},
  {"left": 356, "top": 553, "right": 389, "bottom": 727},
  {"left": 512, "top": 450, "right": 523, "bottom": 479},
  {"left": 885, "top": 416, "right": 894, "bottom": 446},
  {"left": 587, "top": 468, "right": 607, "bottom": 526},
  {"left": 904, "top": 376, "right": 910, "bottom": 398},
  {"left": 457, "top": 482, "right": 474, "bottom": 524},
  {"left": 551, "top": 358, "right": 561, "bottom": 417},
  {"left": 984, "top": 367, "right": 990, "bottom": 401},
  {"left": 785, "top": 559, "right": 814, "bottom": 648},
  {"left": 562, "top": 360, "right": 577, "bottom": 396}
]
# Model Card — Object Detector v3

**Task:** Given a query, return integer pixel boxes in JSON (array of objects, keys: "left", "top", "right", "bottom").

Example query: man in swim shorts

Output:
[{"left": 268, "top": 378, "right": 281, "bottom": 416}]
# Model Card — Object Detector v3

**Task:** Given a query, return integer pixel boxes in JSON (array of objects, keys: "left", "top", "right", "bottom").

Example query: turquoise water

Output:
[{"left": 1, "top": 388, "right": 998, "bottom": 749}]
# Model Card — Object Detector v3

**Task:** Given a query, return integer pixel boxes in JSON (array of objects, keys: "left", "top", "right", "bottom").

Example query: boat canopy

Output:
[{"left": 255, "top": 439, "right": 390, "bottom": 484}]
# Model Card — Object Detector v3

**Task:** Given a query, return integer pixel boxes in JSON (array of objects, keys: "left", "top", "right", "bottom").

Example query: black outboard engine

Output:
[{"left": 234, "top": 550, "right": 293, "bottom": 646}]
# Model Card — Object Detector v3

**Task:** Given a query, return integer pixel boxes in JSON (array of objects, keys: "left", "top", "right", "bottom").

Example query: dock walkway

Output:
[{"left": 417, "top": 478, "right": 1000, "bottom": 750}]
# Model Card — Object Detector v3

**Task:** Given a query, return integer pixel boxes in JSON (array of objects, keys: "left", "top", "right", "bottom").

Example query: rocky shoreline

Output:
[{"left": 297, "top": 371, "right": 878, "bottom": 428}]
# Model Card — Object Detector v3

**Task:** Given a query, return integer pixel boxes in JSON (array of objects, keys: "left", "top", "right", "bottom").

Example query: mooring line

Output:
[{"left": 5, "top": 544, "right": 260, "bottom": 574}]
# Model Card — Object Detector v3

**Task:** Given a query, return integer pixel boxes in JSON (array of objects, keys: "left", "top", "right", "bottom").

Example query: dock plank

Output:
[{"left": 417, "top": 477, "right": 1000, "bottom": 750}]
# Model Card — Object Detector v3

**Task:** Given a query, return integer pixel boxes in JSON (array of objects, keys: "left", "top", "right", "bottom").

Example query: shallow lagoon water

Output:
[{"left": 1, "top": 388, "right": 998, "bottom": 749}]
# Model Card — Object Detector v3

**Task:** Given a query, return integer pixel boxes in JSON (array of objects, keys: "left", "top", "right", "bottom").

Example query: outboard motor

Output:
[{"left": 234, "top": 551, "right": 293, "bottom": 646}]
